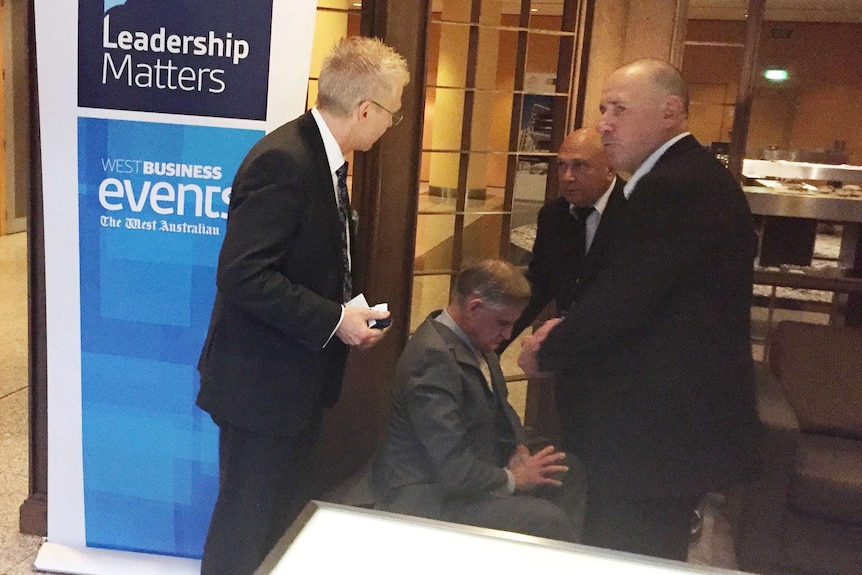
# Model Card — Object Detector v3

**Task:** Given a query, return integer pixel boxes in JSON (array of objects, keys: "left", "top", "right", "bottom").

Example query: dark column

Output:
[
  {"left": 20, "top": 0, "right": 48, "bottom": 537},
  {"left": 313, "top": 0, "right": 429, "bottom": 496}
]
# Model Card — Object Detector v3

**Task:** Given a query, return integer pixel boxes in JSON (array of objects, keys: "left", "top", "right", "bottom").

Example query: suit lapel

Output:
[
  {"left": 627, "top": 134, "right": 700, "bottom": 201},
  {"left": 483, "top": 351, "right": 521, "bottom": 451},
  {"left": 430, "top": 316, "right": 521, "bottom": 454},
  {"left": 585, "top": 178, "right": 627, "bottom": 268},
  {"left": 298, "top": 112, "right": 356, "bottom": 283}
]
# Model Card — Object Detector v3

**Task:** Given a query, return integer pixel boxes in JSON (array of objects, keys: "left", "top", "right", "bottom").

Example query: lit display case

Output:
[{"left": 256, "top": 501, "right": 744, "bottom": 575}]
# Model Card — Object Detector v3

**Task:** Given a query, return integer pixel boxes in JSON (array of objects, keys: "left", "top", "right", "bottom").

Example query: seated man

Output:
[{"left": 373, "top": 259, "right": 578, "bottom": 543}]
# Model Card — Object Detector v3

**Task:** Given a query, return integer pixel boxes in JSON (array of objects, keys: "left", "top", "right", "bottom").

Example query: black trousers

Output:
[
  {"left": 200, "top": 419, "right": 321, "bottom": 575},
  {"left": 582, "top": 489, "right": 703, "bottom": 561}
]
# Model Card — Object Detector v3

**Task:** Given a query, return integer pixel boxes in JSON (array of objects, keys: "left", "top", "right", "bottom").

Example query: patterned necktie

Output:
[{"left": 335, "top": 162, "right": 352, "bottom": 302}]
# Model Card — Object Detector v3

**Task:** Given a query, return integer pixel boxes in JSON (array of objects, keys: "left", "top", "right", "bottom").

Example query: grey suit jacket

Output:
[{"left": 373, "top": 311, "right": 528, "bottom": 520}]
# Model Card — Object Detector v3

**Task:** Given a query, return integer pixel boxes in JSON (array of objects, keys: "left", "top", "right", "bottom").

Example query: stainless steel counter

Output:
[
  {"left": 743, "top": 187, "right": 862, "bottom": 223},
  {"left": 742, "top": 159, "right": 862, "bottom": 184}
]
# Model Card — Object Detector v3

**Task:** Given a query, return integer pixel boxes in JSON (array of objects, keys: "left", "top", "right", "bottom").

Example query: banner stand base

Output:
[{"left": 34, "top": 542, "right": 201, "bottom": 575}]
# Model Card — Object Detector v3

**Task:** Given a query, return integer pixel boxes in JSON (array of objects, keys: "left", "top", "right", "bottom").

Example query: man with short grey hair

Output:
[
  {"left": 374, "top": 259, "right": 579, "bottom": 543},
  {"left": 196, "top": 36, "right": 409, "bottom": 575}
]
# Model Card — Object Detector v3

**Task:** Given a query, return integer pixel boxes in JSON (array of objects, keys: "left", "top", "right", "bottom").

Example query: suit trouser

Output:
[
  {"left": 200, "top": 418, "right": 320, "bottom": 575},
  {"left": 582, "top": 489, "right": 703, "bottom": 561},
  {"left": 445, "top": 493, "right": 580, "bottom": 543}
]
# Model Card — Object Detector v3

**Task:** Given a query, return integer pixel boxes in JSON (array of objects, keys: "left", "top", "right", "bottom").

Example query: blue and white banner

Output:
[{"left": 34, "top": 1, "right": 316, "bottom": 572}]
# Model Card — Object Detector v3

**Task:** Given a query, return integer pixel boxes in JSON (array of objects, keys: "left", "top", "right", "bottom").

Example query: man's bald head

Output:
[
  {"left": 555, "top": 127, "right": 615, "bottom": 207},
  {"left": 597, "top": 59, "right": 689, "bottom": 173}
]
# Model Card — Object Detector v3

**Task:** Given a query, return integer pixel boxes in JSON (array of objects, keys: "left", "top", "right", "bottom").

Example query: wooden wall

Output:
[{"left": 684, "top": 20, "right": 862, "bottom": 164}]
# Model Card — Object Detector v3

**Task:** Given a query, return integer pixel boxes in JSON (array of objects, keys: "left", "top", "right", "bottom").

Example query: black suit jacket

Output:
[
  {"left": 196, "top": 111, "right": 353, "bottom": 437},
  {"left": 538, "top": 135, "right": 762, "bottom": 499},
  {"left": 501, "top": 178, "right": 627, "bottom": 350}
]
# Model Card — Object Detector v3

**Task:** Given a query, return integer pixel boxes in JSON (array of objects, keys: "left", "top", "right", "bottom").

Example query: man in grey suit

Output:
[
  {"left": 373, "top": 259, "right": 579, "bottom": 543},
  {"left": 196, "top": 37, "right": 409, "bottom": 575}
]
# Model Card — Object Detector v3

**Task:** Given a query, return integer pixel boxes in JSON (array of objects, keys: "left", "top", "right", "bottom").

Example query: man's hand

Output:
[
  {"left": 336, "top": 306, "right": 391, "bottom": 349},
  {"left": 507, "top": 445, "right": 568, "bottom": 492},
  {"left": 509, "top": 444, "right": 531, "bottom": 466},
  {"left": 517, "top": 317, "right": 563, "bottom": 378}
]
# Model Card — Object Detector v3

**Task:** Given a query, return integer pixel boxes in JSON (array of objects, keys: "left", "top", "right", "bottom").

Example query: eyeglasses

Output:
[{"left": 371, "top": 100, "right": 403, "bottom": 127}]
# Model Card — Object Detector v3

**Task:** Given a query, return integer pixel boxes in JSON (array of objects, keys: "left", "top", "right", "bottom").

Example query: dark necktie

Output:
[
  {"left": 335, "top": 162, "right": 352, "bottom": 302},
  {"left": 571, "top": 205, "right": 594, "bottom": 255}
]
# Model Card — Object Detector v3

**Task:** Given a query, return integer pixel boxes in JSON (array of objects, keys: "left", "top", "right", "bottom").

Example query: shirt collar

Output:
[
  {"left": 623, "top": 132, "right": 689, "bottom": 199},
  {"left": 591, "top": 176, "right": 618, "bottom": 215},
  {"left": 568, "top": 176, "right": 617, "bottom": 217},
  {"left": 435, "top": 308, "right": 477, "bottom": 354},
  {"left": 311, "top": 107, "right": 346, "bottom": 175}
]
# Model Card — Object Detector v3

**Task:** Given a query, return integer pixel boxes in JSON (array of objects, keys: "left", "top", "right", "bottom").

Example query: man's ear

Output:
[
  {"left": 465, "top": 296, "right": 484, "bottom": 317},
  {"left": 662, "top": 95, "right": 683, "bottom": 122},
  {"left": 357, "top": 100, "right": 372, "bottom": 120}
]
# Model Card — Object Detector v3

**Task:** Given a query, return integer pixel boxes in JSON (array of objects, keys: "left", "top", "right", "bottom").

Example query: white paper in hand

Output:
[{"left": 345, "top": 294, "right": 388, "bottom": 328}]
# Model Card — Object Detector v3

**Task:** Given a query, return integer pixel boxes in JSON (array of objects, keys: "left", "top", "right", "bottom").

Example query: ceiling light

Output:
[{"left": 763, "top": 68, "right": 789, "bottom": 82}]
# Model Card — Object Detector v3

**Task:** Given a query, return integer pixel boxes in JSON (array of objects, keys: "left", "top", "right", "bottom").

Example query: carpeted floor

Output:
[{"left": 0, "top": 228, "right": 840, "bottom": 574}]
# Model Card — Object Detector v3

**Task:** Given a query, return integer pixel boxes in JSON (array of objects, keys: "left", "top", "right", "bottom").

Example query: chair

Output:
[{"left": 736, "top": 321, "right": 862, "bottom": 575}]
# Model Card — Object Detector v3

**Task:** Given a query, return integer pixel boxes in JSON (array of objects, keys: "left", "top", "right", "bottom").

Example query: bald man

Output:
[
  {"left": 519, "top": 59, "right": 761, "bottom": 561},
  {"left": 499, "top": 128, "right": 625, "bottom": 351}
]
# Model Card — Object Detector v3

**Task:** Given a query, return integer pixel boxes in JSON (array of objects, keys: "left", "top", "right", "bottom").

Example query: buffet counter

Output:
[
  {"left": 741, "top": 158, "right": 862, "bottom": 326},
  {"left": 742, "top": 158, "right": 862, "bottom": 184},
  {"left": 742, "top": 157, "right": 862, "bottom": 222},
  {"left": 743, "top": 186, "right": 862, "bottom": 223}
]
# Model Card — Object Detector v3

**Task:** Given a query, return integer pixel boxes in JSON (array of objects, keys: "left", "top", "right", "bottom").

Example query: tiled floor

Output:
[{"left": 0, "top": 232, "right": 48, "bottom": 575}]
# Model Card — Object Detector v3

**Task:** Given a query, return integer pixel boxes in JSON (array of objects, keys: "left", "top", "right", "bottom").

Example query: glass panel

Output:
[
  {"left": 685, "top": 16, "right": 746, "bottom": 45},
  {"left": 415, "top": 213, "right": 457, "bottom": 272},
  {"left": 687, "top": 0, "right": 748, "bottom": 31},
  {"left": 424, "top": 87, "right": 466, "bottom": 151},
  {"left": 528, "top": 5, "right": 566, "bottom": 32},
  {"left": 462, "top": 152, "right": 507, "bottom": 212},
  {"left": 510, "top": 90, "right": 560, "bottom": 207},
  {"left": 410, "top": 274, "right": 452, "bottom": 333},
  {"left": 426, "top": 19, "right": 442, "bottom": 77},
  {"left": 431, "top": 25, "right": 471, "bottom": 88},
  {"left": 509, "top": 167, "right": 540, "bottom": 268},
  {"left": 415, "top": 0, "right": 587, "bottom": 337},
  {"left": 461, "top": 212, "right": 505, "bottom": 262},
  {"left": 750, "top": 16, "right": 861, "bottom": 163},
  {"left": 422, "top": 151, "right": 463, "bottom": 211},
  {"left": 682, "top": 42, "right": 741, "bottom": 148},
  {"left": 494, "top": 28, "right": 520, "bottom": 93},
  {"left": 682, "top": 17, "right": 745, "bottom": 157},
  {"left": 525, "top": 32, "right": 561, "bottom": 85},
  {"left": 516, "top": 93, "right": 566, "bottom": 154},
  {"left": 310, "top": 12, "right": 349, "bottom": 78},
  {"left": 432, "top": 0, "right": 475, "bottom": 24}
]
